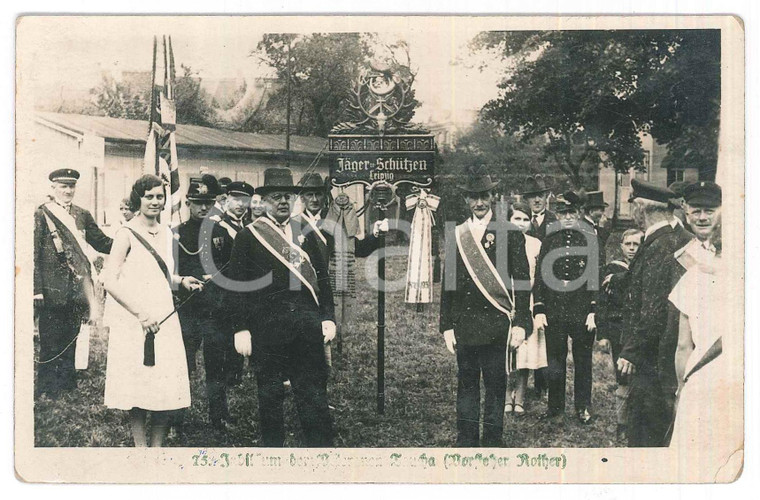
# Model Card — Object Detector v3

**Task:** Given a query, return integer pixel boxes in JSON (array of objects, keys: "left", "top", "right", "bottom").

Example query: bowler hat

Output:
[
  {"left": 521, "top": 174, "right": 553, "bottom": 197},
  {"left": 460, "top": 165, "right": 499, "bottom": 193},
  {"left": 49, "top": 168, "right": 80, "bottom": 184},
  {"left": 585, "top": 190, "right": 608, "bottom": 209},
  {"left": 256, "top": 168, "right": 297, "bottom": 195}
]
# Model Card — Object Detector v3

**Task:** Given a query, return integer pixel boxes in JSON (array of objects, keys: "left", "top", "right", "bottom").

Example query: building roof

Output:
[{"left": 36, "top": 112, "right": 327, "bottom": 155}]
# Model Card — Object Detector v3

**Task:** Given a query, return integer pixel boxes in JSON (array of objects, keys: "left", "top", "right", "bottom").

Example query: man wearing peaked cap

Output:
[
  {"left": 683, "top": 181, "right": 721, "bottom": 249},
  {"left": 533, "top": 190, "right": 602, "bottom": 425},
  {"left": 440, "top": 165, "right": 532, "bottom": 446},
  {"left": 617, "top": 177, "right": 693, "bottom": 447},
  {"left": 226, "top": 166, "right": 337, "bottom": 447},
  {"left": 35, "top": 168, "right": 113, "bottom": 398},
  {"left": 174, "top": 175, "right": 240, "bottom": 431}
]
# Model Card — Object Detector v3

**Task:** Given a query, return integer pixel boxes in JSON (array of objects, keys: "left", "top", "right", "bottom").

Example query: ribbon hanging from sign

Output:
[{"left": 404, "top": 189, "right": 440, "bottom": 304}]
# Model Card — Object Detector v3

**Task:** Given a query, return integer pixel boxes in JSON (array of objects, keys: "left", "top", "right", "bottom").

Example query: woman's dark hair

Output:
[
  {"left": 508, "top": 200, "right": 531, "bottom": 220},
  {"left": 129, "top": 174, "right": 166, "bottom": 212}
]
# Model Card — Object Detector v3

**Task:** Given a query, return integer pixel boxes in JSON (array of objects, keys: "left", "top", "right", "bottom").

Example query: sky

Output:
[{"left": 18, "top": 16, "right": 507, "bottom": 127}]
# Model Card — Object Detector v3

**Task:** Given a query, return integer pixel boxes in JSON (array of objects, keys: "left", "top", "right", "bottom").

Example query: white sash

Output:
[
  {"left": 301, "top": 212, "right": 328, "bottom": 246},
  {"left": 44, "top": 202, "right": 93, "bottom": 266},
  {"left": 248, "top": 216, "right": 319, "bottom": 305}
]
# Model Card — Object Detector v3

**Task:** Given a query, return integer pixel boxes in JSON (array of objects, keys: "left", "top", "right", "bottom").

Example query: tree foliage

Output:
[
  {"left": 472, "top": 30, "right": 720, "bottom": 187},
  {"left": 89, "top": 65, "right": 217, "bottom": 127},
  {"left": 249, "top": 33, "right": 420, "bottom": 137}
]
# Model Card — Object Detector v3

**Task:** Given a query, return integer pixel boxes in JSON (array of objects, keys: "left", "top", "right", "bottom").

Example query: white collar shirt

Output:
[
  {"left": 469, "top": 209, "right": 493, "bottom": 244},
  {"left": 645, "top": 219, "right": 671, "bottom": 241}
]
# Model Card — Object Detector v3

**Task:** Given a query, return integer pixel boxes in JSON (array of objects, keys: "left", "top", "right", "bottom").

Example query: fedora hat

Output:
[
  {"left": 551, "top": 190, "right": 583, "bottom": 213},
  {"left": 256, "top": 168, "right": 298, "bottom": 195},
  {"left": 521, "top": 174, "right": 553, "bottom": 197},
  {"left": 460, "top": 165, "right": 499, "bottom": 193},
  {"left": 297, "top": 172, "right": 325, "bottom": 192}
]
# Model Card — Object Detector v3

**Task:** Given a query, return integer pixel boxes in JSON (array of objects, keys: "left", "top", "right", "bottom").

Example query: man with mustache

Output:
[
  {"left": 617, "top": 179, "right": 693, "bottom": 447},
  {"left": 227, "top": 168, "right": 336, "bottom": 447},
  {"left": 440, "top": 166, "right": 531, "bottom": 447}
]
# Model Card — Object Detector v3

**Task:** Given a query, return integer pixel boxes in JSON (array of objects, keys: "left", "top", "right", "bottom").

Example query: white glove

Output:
[
  {"left": 372, "top": 218, "right": 390, "bottom": 237},
  {"left": 234, "top": 330, "right": 252, "bottom": 357},
  {"left": 443, "top": 329, "right": 456, "bottom": 354},
  {"left": 510, "top": 326, "right": 526, "bottom": 349},
  {"left": 534, "top": 313, "right": 548, "bottom": 332},
  {"left": 585, "top": 313, "right": 597, "bottom": 332},
  {"left": 597, "top": 338, "right": 611, "bottom": 353},
  {"left": 322, "top": 320, "right": 337, "bottom": 344}
]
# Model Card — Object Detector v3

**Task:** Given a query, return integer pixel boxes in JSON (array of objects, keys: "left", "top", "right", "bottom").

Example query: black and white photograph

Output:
[{"left": 14, "top": 14, "right": 745, "bottom": 483}]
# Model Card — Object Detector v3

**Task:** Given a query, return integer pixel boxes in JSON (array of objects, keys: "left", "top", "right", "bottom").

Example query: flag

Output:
[{"left": 143, "top": 35, "right": 181, "bottom": 227}]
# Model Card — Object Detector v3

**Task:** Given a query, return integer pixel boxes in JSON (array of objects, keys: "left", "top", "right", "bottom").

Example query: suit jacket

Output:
[
  {"left": 440, "top": 219, "right": 532, "bottom": 346},
  {"left": 34, "top": 203, "right": 112, "bottom": 306},
  {"left": 597, "top": 260, "right": 630, "bottom": 342},
  {"left": 226, "top": 217, "right": 335, "bottom": 346},
  {"left": 532, "top": 224, "right": 600, "bottom": 326},
  {"left": 295, "top": 210, "right": 381, "bottom": 262},
  {"left": 527, "top": 209, "right": 558, "bottom": 242},
  {"left": 619, "top": 223, "right": 693, "bottom": 393}
]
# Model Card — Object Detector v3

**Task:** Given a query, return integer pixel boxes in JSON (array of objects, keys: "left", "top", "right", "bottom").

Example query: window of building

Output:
[{"left": 668, "top": 168, "right": 685, "bottom": 185}]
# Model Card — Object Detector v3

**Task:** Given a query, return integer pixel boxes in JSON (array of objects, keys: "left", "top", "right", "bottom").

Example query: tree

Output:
[
  {"left": 250, "top": 33, "right": 420, "bottom": 137},
  {"left": 472, "top": 30, "right": 721, "bottom": 188},
  {"left": 437, "top": 119, "right": 565, "bottom": 223},
  {"left": 89, "top": 64, "right": 217, "bottom": 126}
]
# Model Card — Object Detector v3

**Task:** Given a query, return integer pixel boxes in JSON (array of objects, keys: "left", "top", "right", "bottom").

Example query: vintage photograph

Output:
[{"left": 14, "top": 15, "right": 744, "bottom": 483}]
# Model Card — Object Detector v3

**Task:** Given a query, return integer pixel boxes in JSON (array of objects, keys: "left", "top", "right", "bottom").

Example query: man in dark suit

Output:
[
  {"left": 34, "top": 168, "right": 113, "bottom": 397},
  {"left": 207, "top": 175, "right": 231, "bottom": 219},
  {"left": 227, "top": 168, "right": 336, "bottom": 447},
  {"left": 175, "top": 175, "right": 243, "bottom": 430},
  {"left": 583, "top": 190, "right": 612, "bottom": 249},
  {"left": 521, "top": 174, "right": 557, "bottom": 396},
  {"left": 533, "top": 191, "right": 601, "bottom": 424},
  {"left": 522, "top": 174, "right": 559, "bottom": 242},
  {"left": 617, "top": 179, "right": 693, "bottom": 447},
  {"left": 440, "top": 166, "right": 532, "bottom": 447}
]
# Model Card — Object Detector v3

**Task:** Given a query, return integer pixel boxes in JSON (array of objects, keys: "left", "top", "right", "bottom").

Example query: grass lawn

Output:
[{"left": 34, "top": 242, "right": 625, "bottom": 448}]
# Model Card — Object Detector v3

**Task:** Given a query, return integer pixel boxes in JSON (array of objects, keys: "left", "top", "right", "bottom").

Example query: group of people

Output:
[
  {"left": 34, "top": 163, "right": 736, "bottom": 469},
  {"left": 442, "top": 166, "right": 737, "bottom": 478}
]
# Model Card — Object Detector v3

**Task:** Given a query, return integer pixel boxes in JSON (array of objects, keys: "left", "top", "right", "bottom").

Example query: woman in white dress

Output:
[
  {"left": 507, "top": 201, "right": 547, "bottom": 416},
  {"left": 669, "top": 208, "right": 741, "bottom": 481},
  {"left": 102, "top": 175, "right": 203, "bottom": 447}
]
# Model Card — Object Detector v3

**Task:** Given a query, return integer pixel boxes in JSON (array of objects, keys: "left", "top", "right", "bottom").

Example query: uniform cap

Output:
[
  {"left": 49, "top": 168, "right": 80, "bottom": 184},
  {"left": 684, "top": 181, "right": 721, "bottom": 208},
  {"left": 628, "top": 178, "right": 676, "bottom": 204},
  {"left": 226, "top": 181, "right": 255, "bottom": 197}
]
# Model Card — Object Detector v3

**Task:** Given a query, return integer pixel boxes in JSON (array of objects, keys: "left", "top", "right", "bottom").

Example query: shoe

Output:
[
  {"left": 513, "top": 403, "right": 526, "bottom": 417},
  {"left": 505, "top": 391, "right": 515, "bottom": 414},
  {"left": 283, "top": 379, "right": 291, "bottom": 388},
  {"left": 577, "top": 408, "right": 593, "bottom": 425},
  {"left": 538, "top": 410, "right": 562, "bottom": 421}
]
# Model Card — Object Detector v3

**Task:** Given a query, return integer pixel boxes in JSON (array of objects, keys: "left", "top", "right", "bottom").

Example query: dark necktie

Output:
[{"left": 531, "top": 214, "right": 539, "bottom": 232}]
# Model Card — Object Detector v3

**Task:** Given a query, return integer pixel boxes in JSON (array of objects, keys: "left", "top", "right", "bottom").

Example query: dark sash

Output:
[
  {"left": 127, "top": 227, "right": 171, "bottom": 366},
  {"left": 248, "top": 217, "right": 320, "bottom": 305},
  {"left": 455, "top": 222, "right": 515, "bottom": 318}
]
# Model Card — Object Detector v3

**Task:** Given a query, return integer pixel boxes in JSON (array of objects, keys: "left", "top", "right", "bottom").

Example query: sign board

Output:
[{"left": 328, "top": 134, "right": 435, "bottom": 186}]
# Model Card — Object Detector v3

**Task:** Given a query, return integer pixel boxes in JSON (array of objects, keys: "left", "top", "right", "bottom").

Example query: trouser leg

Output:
[
  {"left": 571, "top": 329, "right": 594, "bottom": 412},
  {"left": 480, "top": 342, "right": 507, "bottom": 447},
  {"left": 545, "top": 324, "right": 568, "bottom": 414},
  {"left": 627, "top": 371, "right": 669, "bottom": 447},
  {"left": 254, "top": 343, "right": 287, "bottom": 447},
  {"left": 455, "top": 345, "right": 481, "bottom": 447},
  {"left": 534, "top": 367, "right": 547, "bottom": 393},
  {"left": 203, "top": 328, "right": 229, "bottom": 424},
  {"left": 37, "top": 306, "right": 80, "bottom": 397},
  {"left": 288, "top": 338, "right": 334, "bottom": 447},
  {"left": 178, "top": 312, "right": 203, "bottom": 376}
]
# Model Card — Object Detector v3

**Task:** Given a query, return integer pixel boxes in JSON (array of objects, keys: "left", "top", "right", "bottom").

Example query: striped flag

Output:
[{"left": 143, "top": 35, "right": 181, "bottom": 227}]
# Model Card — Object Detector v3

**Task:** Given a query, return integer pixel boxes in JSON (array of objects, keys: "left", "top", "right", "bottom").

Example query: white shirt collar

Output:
[
  {"left": 471, "top": 209, "right": 493, "bottom": 227},
  {"left": 671, "top": 217, "right": 684, "bottom": 228},
  {"left": 305, "top": 209, "right": 322, "bottom": 222},
  {"left": 645, "top": 219, "right": 671, "bottom": 240}
]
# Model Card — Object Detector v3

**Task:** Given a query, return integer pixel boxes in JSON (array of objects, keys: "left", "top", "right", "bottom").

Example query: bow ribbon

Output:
[{"left": 404, "top": 189, "right": 440, "bottom": 305}]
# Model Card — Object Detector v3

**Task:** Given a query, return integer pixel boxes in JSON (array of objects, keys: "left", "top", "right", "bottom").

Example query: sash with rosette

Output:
[
  {"left": 455, "top": 221, "right": 518, "bottom": 370},
  {"left": 248, "top": 217, "right": 320, "bottom": 306}
]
